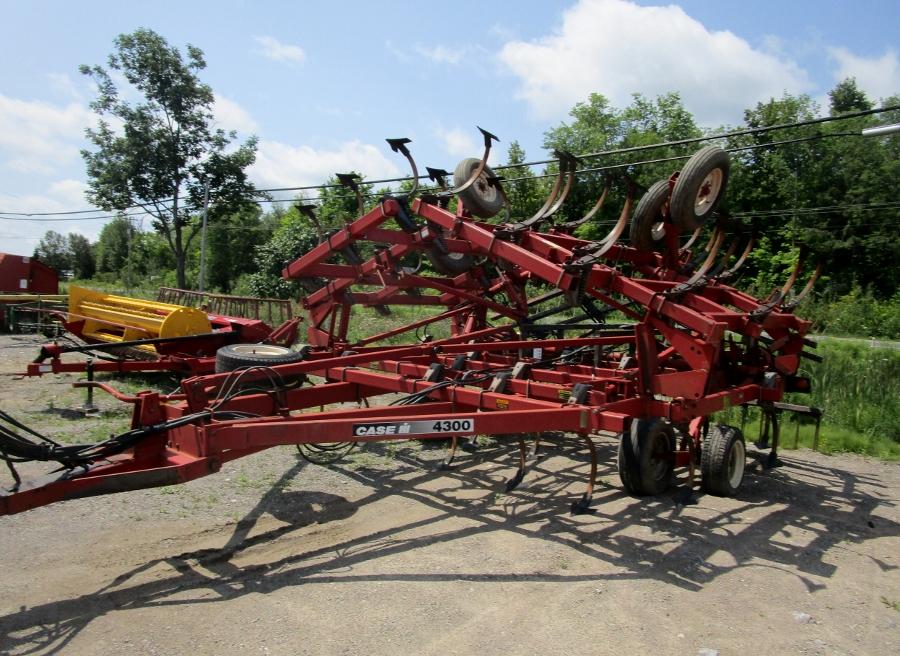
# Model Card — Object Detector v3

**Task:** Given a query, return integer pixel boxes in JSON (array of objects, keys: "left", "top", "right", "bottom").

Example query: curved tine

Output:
[
  {"left": 684, "top": 223, "right": 719, "bottom": 271},
  {"left": 525, "top": 151, "right": 566, "bottom": 222},
  {"left": 718, "top": 231, "right": 756, "bottom": 280},
  {"left": 295, "top": 203, "right": 323, "bottom": 241},
  {"left": 773, "top": 246, "right": 807, "bottom": 303},
  {"left": 679, "top": 226, "right": 703, "bottom": 254},
  {"left": 683, "top": 227, "right": 725, "bottom": 283},
  {"left": 451, "top": 126, "right": 499, "bottom": 194},
  {"left": 541, "top": 153, "right": 579, "bottom": 219},
  {"left": 335, "top": 173, "right": 364, "bottom": 216},
  {"left": 594, "top": 183, "right": 636, "bottom": 254},
  {"left": 505, "top": 437, "right": 528, "bottom": 492},
  {"left": 708, "top": 231, "right": 741, "bottom": 277},
  {"left": 573, "top": 181, "right": 610, "bottom": 227},
  {"left": 386, "top": 138, "right": 419, "bottom": 197},
  {"left": 426, "top": 167, "right": 451, "bottom": 191},
  {"left": 782, "top": 261, "right": 822, "bottom": 310},
  {"left": 438, "top": 435, "right": 459, "bottom": 470},
  {"left": 570, "top": 434, "right": 597, "bottom": 515}
]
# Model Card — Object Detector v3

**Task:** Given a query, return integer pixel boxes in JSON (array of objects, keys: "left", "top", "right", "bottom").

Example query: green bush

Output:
[{"left": 804, "top": 289, "right": 900, "bottom": 339}]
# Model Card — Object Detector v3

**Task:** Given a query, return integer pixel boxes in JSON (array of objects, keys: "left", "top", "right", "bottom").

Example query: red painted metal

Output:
[{"left": 0, "top": 253, "right": 59, "bottom": 294}]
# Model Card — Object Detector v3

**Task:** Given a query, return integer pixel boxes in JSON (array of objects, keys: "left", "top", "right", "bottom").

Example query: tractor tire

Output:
[
  {"left": 629, "top": 179, "right": 670, "bottom": 252},
  {"left": 618, "top": 418, "right": 676, "bottom": 496},
  {"left": 701, "top": 424, "right": 746, "bottom": 496},
  {"left": 668, "top": 146, "right": 730, "bottom": 230},
  {"left": 215, "top": 344, "right": 308, "bottom": 373},
  {"left": 453, "top": 157, "right": 504, "bottom": 219}
]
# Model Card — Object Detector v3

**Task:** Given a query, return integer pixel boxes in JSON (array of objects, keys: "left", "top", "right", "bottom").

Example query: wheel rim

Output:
[
  {"left": 727, "top": 439, "right": 746, "bottom": 488},
  {"left": 650, "top": 221, "right": 666, "bottom": 242},
  {"left": 228, "top": 344, "right": 291, "bottom": 357},
  {"left": 474, "top": 172, "right": 498, "bottom": 203},
  {"left": 694, "top": 169, "right": 723, "bottom": 216}
]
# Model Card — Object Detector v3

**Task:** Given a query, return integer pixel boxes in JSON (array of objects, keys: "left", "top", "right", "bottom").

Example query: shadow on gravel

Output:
[{"left": 1, "top": 438, "right": 896, "bottom": 655}]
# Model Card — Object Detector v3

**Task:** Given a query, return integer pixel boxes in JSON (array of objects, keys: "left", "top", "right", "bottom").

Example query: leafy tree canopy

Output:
[
  {"left": 80, "top": 28, "right": 262, "bottom": 288},
  {"left": 33, "top": 231, "right": 71, "bottom": 273}
]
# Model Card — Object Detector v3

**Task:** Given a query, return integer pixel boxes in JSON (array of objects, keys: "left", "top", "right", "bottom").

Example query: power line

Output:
[
  {"left": 3, "top": 128, "right": 892, "bottom": 222},
  {"left": 0, "top": 211, "right": 149, "bottom": 222},
  {"left": 1, "top": 104, "right": 896, "bottom": 218}
]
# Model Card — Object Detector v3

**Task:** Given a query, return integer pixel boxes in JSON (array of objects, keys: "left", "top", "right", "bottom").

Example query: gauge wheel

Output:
[
  {"left": 669, "top": 146, "right": 730, "bottom": 230},
  {"left": 453, "top": 157, "right": 504, "bottom": 218},
  {"left": 629, "top": 179, "right": 670, "bottom": 252}
]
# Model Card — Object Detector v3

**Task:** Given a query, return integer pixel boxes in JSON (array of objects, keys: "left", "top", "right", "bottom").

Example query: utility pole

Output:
[{"left": 198, "top": 181, "right": 210, "bottom": 293}]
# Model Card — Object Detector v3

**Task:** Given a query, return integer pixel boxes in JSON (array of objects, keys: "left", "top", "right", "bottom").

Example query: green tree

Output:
[
  {"left": 67, "top": 233, "right": 95, "bottom": 279},
  {"left": 80, "top": 28, "right": 261, "bottom": 289},
  {"left": 502, "top": 140, "right": 545, "bottom": 220},
  {"left": 245, "top": 205, "right": 320, "bottom": 299},
  {"left": 95, "top": 216, "right": 134, "bottom": 274},
  {"left": 829, "top": 78, "right": 873, "bottom": 115},
  {"left": 33, "top": 230, "right": 71, "bottom": 273},
  {"left": 542, "top": 92, "right": 701, "bottom": 236},
  {"left": 245, "top": 175, "right": 378, "bottom": 299},
  {"left": 726, "top": 87, "right": 899, "bottom": 298},
  {"left": 206, "top": 204, "right": 277, "bottom": 292}
]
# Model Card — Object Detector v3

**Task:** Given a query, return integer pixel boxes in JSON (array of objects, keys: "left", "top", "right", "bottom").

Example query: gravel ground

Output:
[{"left": 0, "top": 333, "right": 898, "bottom": 656}]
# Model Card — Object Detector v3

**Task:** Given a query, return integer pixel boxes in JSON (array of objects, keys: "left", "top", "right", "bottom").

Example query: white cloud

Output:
[
  {"left": 46, "top": 73, "right": 84, "bottom": 102},
  {"left": 498, "top": 0, "right": 811, "bottom": 125},
  {"left": 414, "top": 44, "right": 468, "bottom": 65},
  {"left": 253, "top": 35, "right": 306, "bottom": 64},
  {"left": 0, "top": 94, "right": 94, "bottom": 174},
  {"left": 829, "top": 47, "right": 900, "bottom": 101},
  {"left": 0, "top": 179, "right": 104, "bottom": 255},
  {"left": 251, "top": 140, "right": 401, "bottom": 190},
  {"left": 436, "top": 127, "right": 478, "bottom": 158},
  {"left": 46, "top": 179, "right": 89, "bottom": 207},
  {"left": 213, "top": 94, "right": 259, "bottom": 134}
]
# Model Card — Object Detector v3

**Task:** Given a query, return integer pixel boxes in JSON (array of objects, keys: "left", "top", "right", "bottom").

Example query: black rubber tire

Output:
[
  {"left": 669, "top": 146, "right": 730, "bottom": 230},
  {"left": 629, "top": 179, "right": 670, "bottom": 252},
  {"left": 427, "top": 235, "right": 476, "bottom": 275},
  {"left": 453, "top": 157, "right": 503, "bottom": 219},
  {"left": 617, "top": 418, "right": 676, "bottom": 496},
  {"left": 215, "top": 344, "right": 308, "bottom": 373},
  {"left": 701, "top": 424, "right": 746, "bottom": 496}
]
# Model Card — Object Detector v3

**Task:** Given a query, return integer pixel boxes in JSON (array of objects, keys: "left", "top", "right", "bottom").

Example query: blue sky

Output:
[{"left": 1, "top": 0, "right": 898, "bottom": 255}]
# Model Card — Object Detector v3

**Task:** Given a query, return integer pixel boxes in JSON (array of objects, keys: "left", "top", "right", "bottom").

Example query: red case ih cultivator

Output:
[{"left": 0, "top": 132, "right": 821, "bottom": 516}]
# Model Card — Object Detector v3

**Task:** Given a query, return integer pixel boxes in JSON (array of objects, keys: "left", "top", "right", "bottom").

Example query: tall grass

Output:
[
  {"left": 727, "top": 340, "right": 900, "bottom": 459},
  {"left": 800, "top": 340, "right": 900, "bottom": 441}
]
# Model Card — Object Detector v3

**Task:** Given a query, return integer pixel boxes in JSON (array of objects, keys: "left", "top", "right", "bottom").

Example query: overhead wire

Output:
[{"left": 1, "top": 104, "right": 896, "bottom": 220}]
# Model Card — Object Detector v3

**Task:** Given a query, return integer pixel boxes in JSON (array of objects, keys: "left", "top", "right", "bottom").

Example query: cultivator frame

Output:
[{"left": 1, "top": 132, "right": 821, "bottom": 517}]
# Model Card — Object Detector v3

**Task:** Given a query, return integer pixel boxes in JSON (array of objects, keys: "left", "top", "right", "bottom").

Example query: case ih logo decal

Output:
[{"left": 352, "top": 418, "right": 475, "bottom": 437}]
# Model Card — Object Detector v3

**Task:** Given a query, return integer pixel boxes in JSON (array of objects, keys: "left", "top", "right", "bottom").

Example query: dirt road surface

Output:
[{"left": 0, "top": 334, "right": 898, "bottom": 655}]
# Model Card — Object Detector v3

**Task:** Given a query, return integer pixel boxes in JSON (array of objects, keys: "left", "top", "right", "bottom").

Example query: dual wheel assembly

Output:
[
  {"left": 618, "top": 418, "right": 746, "bottom": 497},
  {"left": 629, "top": 145, "right": 731, "bottom": 251}
]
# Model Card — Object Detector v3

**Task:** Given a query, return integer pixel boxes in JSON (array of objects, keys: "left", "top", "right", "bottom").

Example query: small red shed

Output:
[{"left": 0, "top": 253, "right": 60, "bottom": 294}]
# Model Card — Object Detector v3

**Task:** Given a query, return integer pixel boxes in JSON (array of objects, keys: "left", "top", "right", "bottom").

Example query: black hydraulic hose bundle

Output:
[{"left": 0, "top": 407, "right": 258, "bottom": 490}]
